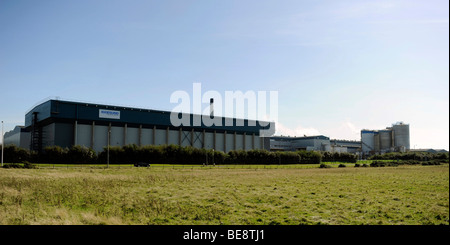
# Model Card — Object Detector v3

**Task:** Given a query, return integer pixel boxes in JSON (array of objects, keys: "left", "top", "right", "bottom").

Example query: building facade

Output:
[
  {"left": 21, "top": 99, "right": 273, "bottom": 153},
  {"left": 270, "top": 135, "right": 360, "bottom": 153},
  {"left": 3, "top": 126, "right": 30, "bottom": 149}
]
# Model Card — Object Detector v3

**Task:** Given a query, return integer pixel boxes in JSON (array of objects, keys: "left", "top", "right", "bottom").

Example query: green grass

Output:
[{"left": 0, "top": 164, "right": 448, "bottom": 225}]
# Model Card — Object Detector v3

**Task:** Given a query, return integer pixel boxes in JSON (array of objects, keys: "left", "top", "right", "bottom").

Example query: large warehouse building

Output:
[{"left": 9, "top": 99, "right": 273, "bottom": 153}]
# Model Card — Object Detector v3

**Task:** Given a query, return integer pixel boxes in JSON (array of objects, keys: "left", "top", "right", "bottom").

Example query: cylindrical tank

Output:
[
  {"left": 374, "top": 133, "right": 380, "bottom": 152},
  {"left": 361, "top": 130, "right": 375, "bottom": 153},
  {"left": 393, "top": 123, "right": 410, "bottom": 150},
  {"left": 379, "top": 129, "right": 392, "bottom": 151}
]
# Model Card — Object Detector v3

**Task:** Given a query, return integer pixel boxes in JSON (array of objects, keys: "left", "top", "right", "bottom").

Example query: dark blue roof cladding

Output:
[
  {"left": 25, "top": 100, "right": 52, "bottom": 127},
  {"left": 25, "top": 100, "right": 271, "bottom": 135},
  {"left": 361, "top": 130, "right": 378, "bottom": 134}
]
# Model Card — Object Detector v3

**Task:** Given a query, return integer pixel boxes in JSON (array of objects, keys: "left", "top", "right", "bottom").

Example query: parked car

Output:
[{"left": 134, "top": 162, "right": 150, "bottom": 167}]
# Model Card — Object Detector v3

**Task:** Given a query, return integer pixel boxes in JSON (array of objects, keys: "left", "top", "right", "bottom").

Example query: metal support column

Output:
[
  {"left": 74, "top": 120, "right": 78, "bottom": 146},
  {"left": 124, "top": 123, "right": 127, "bottom": 146},
  {"left": 224, "top": 131, "right": 227, "bottom": 152},
  {"left": 202, "top": 129, "right": 206, "bottom": 148},
  {"left": 166, "top": 127, "right": 169, "bottom": 145},
  {"left": 138, "top": 125, "right": 142, "bottom": 146},
  {"left": 213, "top": 130, "right": 216, "bottom": 150},
  {"left": 153, "top": 126, "right": 156, "bottom": 145},
  {"left": 91, "top": 121, "right": 95, "bottom": 149},
  {"left": 234, "top": 131, "right": 237, "bottom": 150},
  {"left": 252, "top": 133, "right": 255, "bottom": 149}
]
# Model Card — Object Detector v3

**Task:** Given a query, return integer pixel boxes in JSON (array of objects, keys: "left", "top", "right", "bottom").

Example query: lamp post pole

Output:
[
  {"left": 107, "top": 128, "right": 111, "bottom": 168},
  {"left": 1, "top": 121, "right": 4, "bottom": 167}
]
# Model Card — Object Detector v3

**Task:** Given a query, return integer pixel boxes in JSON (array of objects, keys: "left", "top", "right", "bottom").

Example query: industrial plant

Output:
[
  {"left": 269, "top": 122, "right": 410, "bottom": 156},
  {"left": 3, "top": 99, "right": 410, "bottom": 158},
  {"left": 361, "top": 122, "right": 410, "bottom": 155}
]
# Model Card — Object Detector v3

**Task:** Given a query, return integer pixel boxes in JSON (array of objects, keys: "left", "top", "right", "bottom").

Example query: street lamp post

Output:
[
  {"left": 1, "top": 121, "right": 4, "bottom": 167},
  {"left": 107, "top": 127, "right": 111, "bottom": 168}
]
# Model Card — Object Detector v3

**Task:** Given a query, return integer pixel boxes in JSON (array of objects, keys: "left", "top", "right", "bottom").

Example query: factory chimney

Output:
[{"left": 210, "top": 98, "right": 214, "bottom": 117}]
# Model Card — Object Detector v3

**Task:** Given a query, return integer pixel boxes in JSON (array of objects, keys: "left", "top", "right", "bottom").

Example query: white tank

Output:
[
  {"left": 379, "top": 129, "right": 392, "bottom": 151},
  {"left": 393, "top": 123, "right": 410, "bottom": 150},
  {"left": 373, "top": 133, "right": 380, "bottom": 152},
  {"left": 361, "top": 130, "right": 376, "bottom": 153}
]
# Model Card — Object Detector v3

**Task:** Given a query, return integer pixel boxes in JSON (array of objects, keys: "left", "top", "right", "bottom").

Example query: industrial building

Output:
[
  {"left": 330, "top": 139, "right": 361, "bottom": 153},
  {"left": 3, "top": 99, "right": 411, "bottom": 158},
  {"left": 6, "top": 99, "right": 273, "bottom": 153},
  {"left": 270, "top": 135, "right": 361, "bottom": 153},
  {"left": 3, "top": 126, "right": 30, "bottom": 149},
  {"left": 361, "top": 122, "right": 410, "bottom": 155}
]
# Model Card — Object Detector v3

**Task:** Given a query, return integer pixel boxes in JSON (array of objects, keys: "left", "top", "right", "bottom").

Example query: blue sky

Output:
[{"left": 0, "top": 0, "right": 449, "bottom": 150}]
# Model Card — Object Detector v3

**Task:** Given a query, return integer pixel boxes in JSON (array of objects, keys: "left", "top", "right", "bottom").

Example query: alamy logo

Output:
[{"left": 169, "top": 83, "right": 277, "bottom": 137}]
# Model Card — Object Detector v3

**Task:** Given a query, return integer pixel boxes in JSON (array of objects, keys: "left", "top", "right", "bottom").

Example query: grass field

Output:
[
  {"left": 0, "top": 164, "right": 448, "bottom": 225},
  {"left": 8, "top": 160, "right": 378, "bottom": 169}
]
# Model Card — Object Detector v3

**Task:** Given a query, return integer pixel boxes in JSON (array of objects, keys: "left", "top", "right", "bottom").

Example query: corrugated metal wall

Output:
[{"left": 40, "top": 122, "right": 266, "bottom": 153}]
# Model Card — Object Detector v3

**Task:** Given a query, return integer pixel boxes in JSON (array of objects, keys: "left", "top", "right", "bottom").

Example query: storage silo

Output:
[
  {"left": 361, "top": 130, "right": 376, "bottom": 153},
  {"left": 393, "top": 123, "right": 410, "bottom": 150},
  {"left": 373, "top": 133, "right": 380, "bottom": 152},
  {"left": 379, "top": 129, "right": 392, "bottom": 151}
]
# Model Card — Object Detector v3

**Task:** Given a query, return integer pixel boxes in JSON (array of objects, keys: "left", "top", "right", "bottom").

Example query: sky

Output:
[{"left": 0, "top": 0, "right": 449, "bottom": 150}]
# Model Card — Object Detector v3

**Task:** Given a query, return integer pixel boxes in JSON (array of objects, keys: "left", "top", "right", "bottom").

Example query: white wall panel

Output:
[
  {"left": 215, "top": 132, "right": 224, "bottom": 152},
  {"left": 226, "top": 133, "right": 234, "bottom": 152},
  {"left": 204, "top": 132, "right": 214, "bottom": 149},
  {"left": 93, "top": 125, "right": 108, "bottom": 152},
  {"left": 245, "top": 134, "right": 253, "bottom": 150},
  {"left": 141, "top": 128, "right": 153, "bottom": 146},
  {"left": 168, "top": 130, "right": 179, "bottom": 145},
  {"left": 235, "top": 134, "right": 243, "bottom": 150},
  {"left": 126, "top": 127, "right": 139, "bottom": 145},
  {"left": 110, "top": 126, "right": 124, "bottom": 146},
  {"left": 254, "top": 135, "right": 261, "bottom": 149},
  {"left": 155, "top": 129, "right": 166, "bottom": 145},
  {"left": 76, "top": 124, "right": 91, "bottom": 147}
]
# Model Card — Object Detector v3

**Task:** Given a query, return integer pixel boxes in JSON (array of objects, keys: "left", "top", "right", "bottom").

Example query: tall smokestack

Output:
[{"left": 210, "top": 98, "right": 214, "bottom": 117}]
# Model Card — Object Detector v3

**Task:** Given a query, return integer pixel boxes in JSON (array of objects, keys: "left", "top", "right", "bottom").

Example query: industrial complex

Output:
[
  {"left": 361, "top": 122, "right": 410, "bottom": 155},
  {"left": 3, "top": 99, "right": 411, "bottom": 157}
]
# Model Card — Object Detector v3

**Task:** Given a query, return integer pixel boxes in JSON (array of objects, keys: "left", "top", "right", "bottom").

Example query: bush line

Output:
[{"left": 2, "top": 144, "right": 447, "bottom": 166}]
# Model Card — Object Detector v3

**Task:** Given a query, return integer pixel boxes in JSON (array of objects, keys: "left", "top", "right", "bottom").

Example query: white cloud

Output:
[
  {"left": 275, "top": 121, "right": 321, "bottom": 137},
  {"left": 320, "top": 119, "right": 361, "bottom": 141},
  {"left": 274, "top": 119, "right": 361, "bottom": 140}
]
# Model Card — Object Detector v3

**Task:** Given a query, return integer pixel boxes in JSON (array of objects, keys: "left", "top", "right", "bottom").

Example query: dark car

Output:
[{"left": 134, "top": 162, "right": 150, "bottom": 167}]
